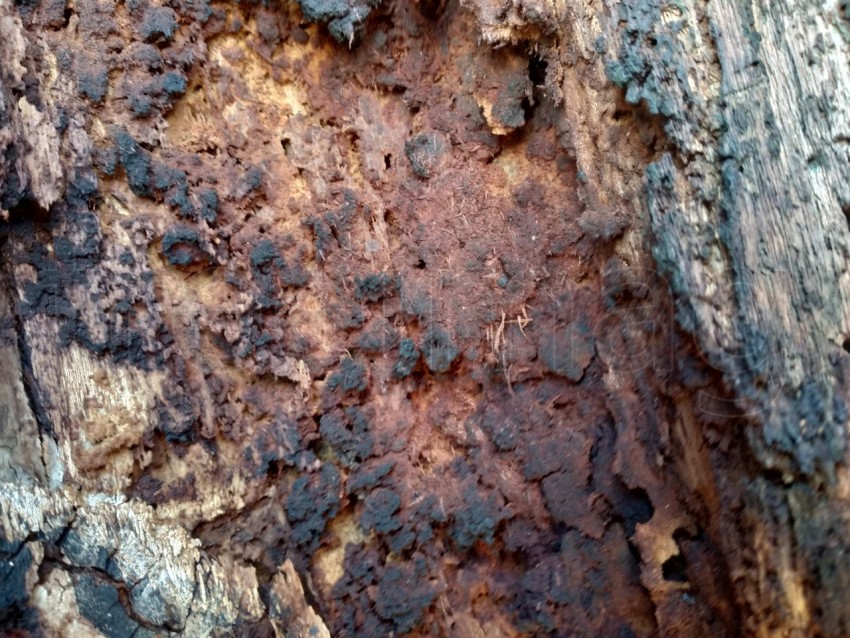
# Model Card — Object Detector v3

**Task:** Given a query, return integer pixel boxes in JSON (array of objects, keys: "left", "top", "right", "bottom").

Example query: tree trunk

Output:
[{"left": 1, "top": 0, "right": 848, "bottom": 636}]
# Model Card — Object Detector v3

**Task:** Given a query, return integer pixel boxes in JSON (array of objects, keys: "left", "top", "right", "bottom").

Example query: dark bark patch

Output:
[
  {"left": 537, "top": 319, "right": 595, "bottom": 382},
  {"left": 139, "top": 6, "right": 178, "bottom": 43},
  {"left": 74, "top": 572, "right": 148, "bottom": 638},
  {"left": 285, "top": 463, "right": 342, "bottom": 551},
  {"left": 421, "top": 326, "right": 458, "bottom": 374},
  {"left": 374, "top": 560, "right": 436, "bottom": 633}
]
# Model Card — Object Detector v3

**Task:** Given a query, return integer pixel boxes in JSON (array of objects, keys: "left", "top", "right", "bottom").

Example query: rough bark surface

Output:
[{"left": 0, "top": 0, "right": 847, "bottom": 636}]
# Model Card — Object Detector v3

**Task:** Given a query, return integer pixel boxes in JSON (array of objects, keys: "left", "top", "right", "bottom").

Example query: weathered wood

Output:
[
  {"left": 463, "top": 0, "right": 850, "bottom": 633},
  {"left": 0, "top": 480, "right": 334, "bottom": 636},
  {"left": 2, "top": 0, "right": 849, "bottom": 635}
]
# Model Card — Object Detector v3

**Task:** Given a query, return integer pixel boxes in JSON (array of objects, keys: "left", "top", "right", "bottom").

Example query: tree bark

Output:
[{"left": 1, "top": 0, "right": 848, "bottom": 636}]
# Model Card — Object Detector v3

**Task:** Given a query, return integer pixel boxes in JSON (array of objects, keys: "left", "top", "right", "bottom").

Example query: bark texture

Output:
[{"left": 0, "top": 0, "right": 848, "bottom": 636}]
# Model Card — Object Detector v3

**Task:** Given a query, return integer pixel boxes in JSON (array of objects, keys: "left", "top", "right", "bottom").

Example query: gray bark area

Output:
[{"left": 2, "top": 0, "right": 850, "bottom": 636}]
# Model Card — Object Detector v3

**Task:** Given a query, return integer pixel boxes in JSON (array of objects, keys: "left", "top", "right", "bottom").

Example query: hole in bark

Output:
[
  {"left": 384, "top": 153, "right": 392, "bottom": 169},
  {"left": 280, "top": 138, "right": 291, "bottom": 156},
  {"left": 529, "top": 54, "right": 548, "bottom": 86},
  {"left": 761, "top": 468, "right": 791, "bottom": 485},
  {"left": 63, "top": 6, "right": 74, "bottom": 27},
  {"left": 4, "top": 198, "right": 51, "bottom": 227},
  {"left": 521, "top": 96, "right": 536, "bottom": 122},
  {"left": 265, "top": 459, "right": 285, "bottom": 479},
  {"left": 415, "top": 258, "right": 426, "bottom": 269},
  {"left": 617, "top": 486, "right": 654, "bottom": 536},
  {"left": 661, "top": 553, "right": 688, "bottom": 582},
  {"left": 418, "top": 0, "right": 445, "bottom": 19},
  {"left": 843, "top": 338, "right": 850, "bottom": 354},
  {"left": 842, "top": 202, "right": 850, "bottom": 230}
]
